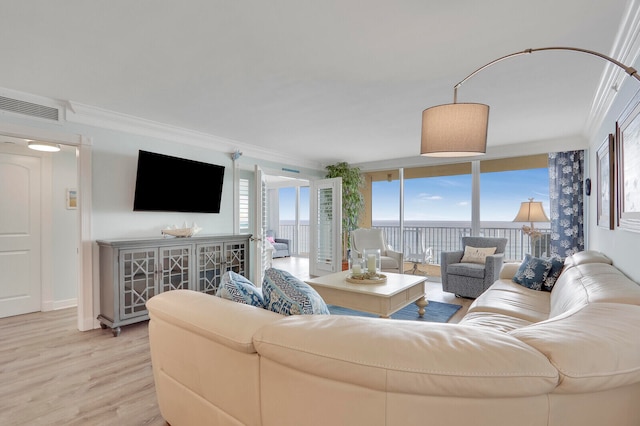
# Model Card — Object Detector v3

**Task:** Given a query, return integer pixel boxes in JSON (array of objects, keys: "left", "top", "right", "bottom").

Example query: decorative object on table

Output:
[
  {"left": 420, "top": 46, "right": 640, "bottom": 158},
  {"left": 345, "top": 272, "right": 387, "bottom": 284},
  {"left": 512, "top": 198, "right": 549, "bottom": 256},
  {"left": 325, "top": 162, "right": 365, "bottom": 262},
  {"left": 616, "top": 91, "right": 640, "bottom": 233},
  {"left": 596, "top": 134, "right": 615, "bottom": 230},
  {"left": 161, "top": 221, "right": 202, "bottom": 238},
  {"left": 362, "top": 248, "right": 381, "bottom": 273},
  {"left": 349, "top": 251, "right": 364, "bottom": 275}
]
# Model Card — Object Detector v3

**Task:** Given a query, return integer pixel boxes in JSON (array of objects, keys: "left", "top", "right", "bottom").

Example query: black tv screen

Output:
[{"left": 133, "top": 150, "right": 225, "bottom": 213}]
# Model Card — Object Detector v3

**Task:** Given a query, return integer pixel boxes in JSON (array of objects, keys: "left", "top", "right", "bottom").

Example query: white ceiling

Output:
[{"left": 0, "top": 1, "right": 635, "bottom": 169}]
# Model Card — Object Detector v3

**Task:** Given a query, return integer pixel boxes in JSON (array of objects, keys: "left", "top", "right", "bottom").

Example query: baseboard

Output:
[{"left": 42, "top": 298, "right": 77, "bottom": 312}]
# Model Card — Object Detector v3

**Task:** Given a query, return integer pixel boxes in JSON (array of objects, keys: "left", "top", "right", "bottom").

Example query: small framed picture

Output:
[
  {"left": 596, "top": 134, "right": 615, "bottom": 230},
  {"left": 66, "top": 188, "right": 78, "bottom": 210}
]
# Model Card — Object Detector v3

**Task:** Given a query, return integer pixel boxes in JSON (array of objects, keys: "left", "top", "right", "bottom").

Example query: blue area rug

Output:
[{"left": 328, "top": 300, "right": 462, "bottom": 323}]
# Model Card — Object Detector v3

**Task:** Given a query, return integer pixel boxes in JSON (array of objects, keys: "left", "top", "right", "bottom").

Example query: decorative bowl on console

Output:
[{"left": 161, "top": 222, "right": 202, "bottom": 238}]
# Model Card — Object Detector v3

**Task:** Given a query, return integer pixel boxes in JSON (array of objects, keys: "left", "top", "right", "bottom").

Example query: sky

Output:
[{"left": 279, "top": 168, "right": 550, "bottom": 223}]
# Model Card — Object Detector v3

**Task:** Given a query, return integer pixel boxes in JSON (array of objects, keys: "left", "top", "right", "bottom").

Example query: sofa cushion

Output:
[
  {"left": 510, "top": 303, "right": 640, "bottom": 393},
  {"left": 447, "top": 262, "right": 486, "bottom": 278},
  {"left": 549, "top": 262, "right": 640, "bottom": 318},
  {"left": 263, "top": 268, "right": 330, "bottom": 315},
  {"left": 459, "top": 311, "right": 534, "bottom": 333},
  {"left": 216, "top": 271, "right": 265, "bottom": 308},
  {"left": 467, "top": 279, "right": 551, "bottom": 323},
  {"left": 542, "top": 256, "right": 564, "bottom": 291},
  {"left": 460, "top": 246, "right": 496, "bottom": 264},
  {"left": 512, "top": 254, "right": 552, "bottom": 291}
]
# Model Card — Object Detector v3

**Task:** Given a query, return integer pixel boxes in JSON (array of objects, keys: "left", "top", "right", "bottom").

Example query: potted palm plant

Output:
[{"left": 325, "top": 162, "right": 365, "bottom": 268}]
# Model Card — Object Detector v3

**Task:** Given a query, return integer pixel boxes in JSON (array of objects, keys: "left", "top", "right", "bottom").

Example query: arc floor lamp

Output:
[{"left": 421, "top": 47, "right": 640, "bottom": 157}]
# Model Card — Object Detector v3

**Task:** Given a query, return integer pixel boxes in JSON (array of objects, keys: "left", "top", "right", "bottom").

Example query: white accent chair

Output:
[{"left": 350, "top": 228, "right": 403, "bottom": 273}]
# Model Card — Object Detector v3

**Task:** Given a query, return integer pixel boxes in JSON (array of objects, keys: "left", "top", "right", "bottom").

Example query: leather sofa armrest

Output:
[
  {"left": 500, "top": 262, "right": 522, "bottom": 279},
  {"left": 147, "top": 290, "right": 283, "bottom": 353}
]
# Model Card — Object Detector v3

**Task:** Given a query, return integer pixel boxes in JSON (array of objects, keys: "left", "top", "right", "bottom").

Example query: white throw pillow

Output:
[{"left": 460, "top": 246, "right": 497, "bottom": 264}]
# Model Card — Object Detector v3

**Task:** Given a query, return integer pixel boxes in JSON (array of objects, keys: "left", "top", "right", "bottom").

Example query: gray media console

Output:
[{"left": 97, "top": 234, "right": 251, "bottom": 336}]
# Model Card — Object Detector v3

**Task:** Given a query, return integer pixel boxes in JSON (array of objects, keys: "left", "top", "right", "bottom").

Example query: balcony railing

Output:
[{"left": 278, "top": 222, "right": 551, "bottom": 263}]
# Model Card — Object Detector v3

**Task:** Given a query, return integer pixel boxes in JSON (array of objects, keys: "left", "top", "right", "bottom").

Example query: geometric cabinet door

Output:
[
  {"left": 119, "top": 248, "right": 157, "bottom": 321},
  {"left": 159, "top": 245, "right": 191, "bottom": 293}
]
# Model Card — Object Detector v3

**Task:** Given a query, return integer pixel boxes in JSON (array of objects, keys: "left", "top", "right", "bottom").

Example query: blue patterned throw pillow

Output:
[
  {"left": 512, "top": 254, "right": 553, "bottom": 291},
  {"left": 216, "top": 271, "right": 264, "bottom": 308},
  {"left": 262, "top": 268, "right": 330, "bottom": 315},
  {"left": 542, "top": 256, "right": 564, "bottom": 292}
]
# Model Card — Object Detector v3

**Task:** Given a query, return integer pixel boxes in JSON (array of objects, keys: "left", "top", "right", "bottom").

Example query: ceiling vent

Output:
[{"left": 0, "top": 95, "right": 60, "bottom": 121}]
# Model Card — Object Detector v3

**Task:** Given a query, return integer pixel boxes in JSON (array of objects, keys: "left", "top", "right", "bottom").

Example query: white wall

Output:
[
  {"left": 588, "top": 73, "right": 640, "bottom": 283},
  {"left": 89, "top": 127, "right": 234, "bottom": 240},
  {"left": 51, "top": 145, "right": 79, "bottom": 305}
]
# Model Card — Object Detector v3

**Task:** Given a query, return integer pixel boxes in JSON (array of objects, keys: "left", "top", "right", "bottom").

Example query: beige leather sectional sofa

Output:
[{"left": 146, "top": 250, "right": 640, "bottom": 426}]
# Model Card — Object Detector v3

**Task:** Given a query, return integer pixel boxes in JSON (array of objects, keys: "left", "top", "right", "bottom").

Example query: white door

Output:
[
  {"left": 309, "top": 177, "right": 342, "bottom": 277},
  {"left": 252, "top": 165, "right": 268, "bottom": 286},
  {"left": 0, "top": 152, "right": 41, "bottom": 318}
]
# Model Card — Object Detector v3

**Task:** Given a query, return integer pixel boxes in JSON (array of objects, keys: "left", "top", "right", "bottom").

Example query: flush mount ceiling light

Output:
[
  {"left": 27, "top": 141, "right": 61, "bottom": 152},
  {"left": 421, "top": 47, "right": 640, "bottom": 157}
]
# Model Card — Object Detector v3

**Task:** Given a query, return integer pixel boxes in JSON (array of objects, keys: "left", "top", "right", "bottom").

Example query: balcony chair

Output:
[
  {"left": 441, "top": 236, "right": 508, "bottom": 299},
  {"left": 404, "top": 244, "right": 433, "bottom": 275},
  {"left": 350, "top": 228, "right": 403, "bottom": 273},
  {"left": 266, "top": 230, "right": 290, "bottom": 258}
]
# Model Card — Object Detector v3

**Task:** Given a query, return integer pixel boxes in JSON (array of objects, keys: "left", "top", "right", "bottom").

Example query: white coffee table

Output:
[{"left": 305, "top": 271, "right": 428, "bottom": 318}]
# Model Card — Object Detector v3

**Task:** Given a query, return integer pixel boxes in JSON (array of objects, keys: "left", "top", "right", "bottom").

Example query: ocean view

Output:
[{"left": 277, "top": 220, "right": 551, "bottom": 261}]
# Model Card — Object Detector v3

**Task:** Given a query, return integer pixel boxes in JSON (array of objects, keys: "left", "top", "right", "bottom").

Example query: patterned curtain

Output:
[{"left": 548, "top": 151, "right": 585, "bottom": 258}]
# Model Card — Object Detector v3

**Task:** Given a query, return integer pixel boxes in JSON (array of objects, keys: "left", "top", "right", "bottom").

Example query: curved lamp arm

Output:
[
  {"left": 452, "top": 47, "right": 640, "bottom": 103},
  {"left": 422, "top": 46, "right": 640, "bottom": 157}
]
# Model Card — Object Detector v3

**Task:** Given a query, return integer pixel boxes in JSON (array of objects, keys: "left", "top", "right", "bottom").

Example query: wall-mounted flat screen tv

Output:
[{"left": 133, "top": 150, "right": 225, "bottom": 213}]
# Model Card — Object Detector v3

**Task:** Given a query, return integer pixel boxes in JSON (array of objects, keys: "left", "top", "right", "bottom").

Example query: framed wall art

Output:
[
  {"left": 66, "top": 188, "right": 78, "bottom": 210},
  {"left": 616, "top": 93, "right": 640, "bottom": 233},
  {"left": 596, "top": 134, "right": 615, "bottom": 230}
]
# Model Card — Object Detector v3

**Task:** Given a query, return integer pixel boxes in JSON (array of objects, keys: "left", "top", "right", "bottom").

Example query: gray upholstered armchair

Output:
[
  {"left": 266, "top": 230, "right": 290, "bottom": 258},
  {"left": 441, "top": 236, "right": 508, "bottom": 299}
]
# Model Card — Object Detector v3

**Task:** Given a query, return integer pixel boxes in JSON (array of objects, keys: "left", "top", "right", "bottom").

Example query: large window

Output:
[
  {"left": 366, "top": 155, "right": 549, "bottom": 261},
  {"left": 403, "top": 174, "right": 472, "bottom": 222},
  {"left": 480, "top": 168, "right": 549, "bottom": 221}
]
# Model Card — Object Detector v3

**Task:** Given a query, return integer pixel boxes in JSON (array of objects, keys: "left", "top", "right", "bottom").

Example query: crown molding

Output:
[
  {"left": 65, "top": 101, "right": 324, "bottom": 171},
  {"left": 586, "top": 0, "right": 640, "bottom": 136},
  {"left": 354, "top": 134, "right": 587, "bottom": 172}
]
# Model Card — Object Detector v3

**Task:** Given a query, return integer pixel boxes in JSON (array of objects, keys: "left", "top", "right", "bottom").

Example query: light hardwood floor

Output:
[
  {"left": 0, "top": 257, "right": 470, "bottom": 425},
  {"left": 0, "top": 308, "right": 167, "bottom": 426}
]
